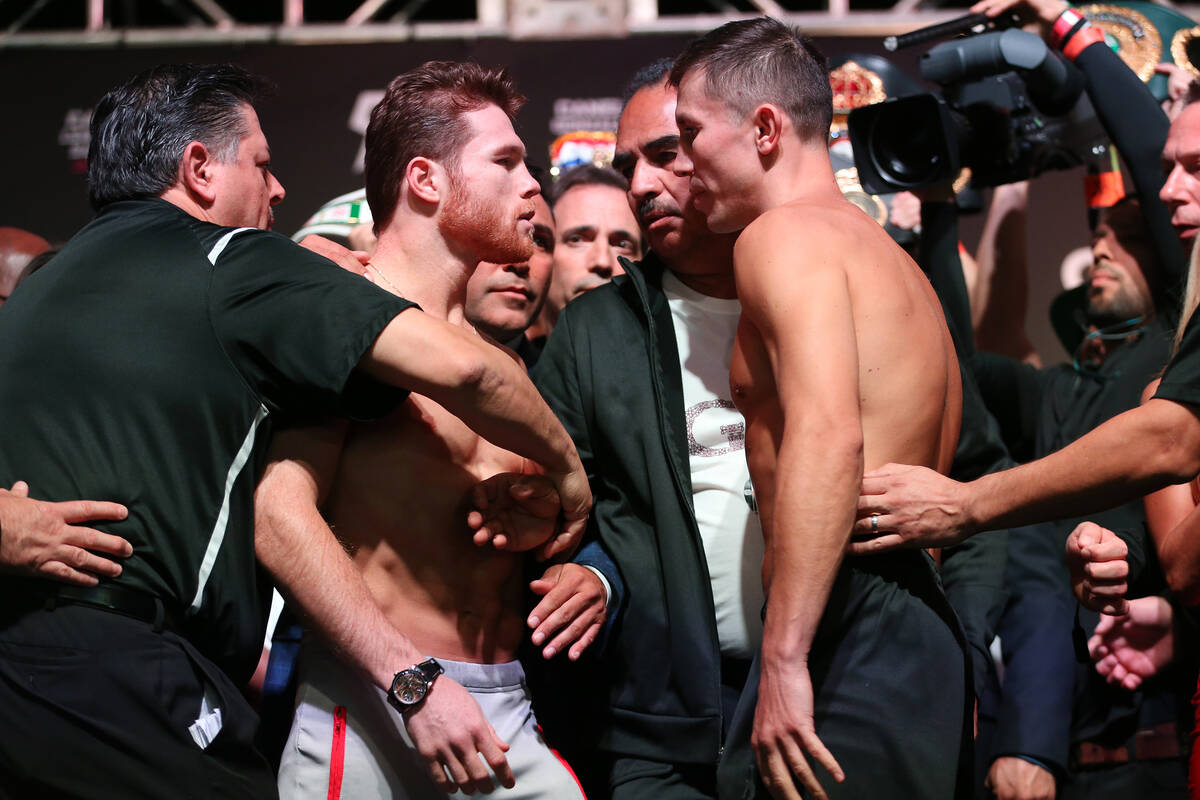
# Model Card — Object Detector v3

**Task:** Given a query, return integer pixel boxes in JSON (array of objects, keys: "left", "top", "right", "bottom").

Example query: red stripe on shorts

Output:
[
  {"left": 539, "top": 724, "right": 588, "bottom": 799},
  {"left": 327, "top": 705, "right": 347, "bottom": 800}
]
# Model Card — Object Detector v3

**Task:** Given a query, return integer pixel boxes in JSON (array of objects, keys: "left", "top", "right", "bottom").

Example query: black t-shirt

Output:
[
  {"left": 0, "top": 198, "right": 415, "bottom": 680},
  {"left": 1156, "top": 312, "right": 1200, "bottom": 407}
]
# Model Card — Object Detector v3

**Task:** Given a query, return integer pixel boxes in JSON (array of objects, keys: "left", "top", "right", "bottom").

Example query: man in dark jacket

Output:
[{"left": 529, "top": 60, "right": 745, "bottom": 800}]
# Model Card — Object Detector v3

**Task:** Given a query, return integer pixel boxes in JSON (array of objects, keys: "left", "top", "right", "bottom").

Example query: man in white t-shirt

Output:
[{"left": 523, "top": 58, "right": 757, "bottom": 800}]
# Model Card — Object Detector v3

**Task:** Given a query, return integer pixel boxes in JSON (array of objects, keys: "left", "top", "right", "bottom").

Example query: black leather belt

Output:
[
  {"left": 1072, "top": 722, "right": 1183, "bottom": 768},
  {"left": 3, "top": 579, "right": 179, "bottom": 632}
]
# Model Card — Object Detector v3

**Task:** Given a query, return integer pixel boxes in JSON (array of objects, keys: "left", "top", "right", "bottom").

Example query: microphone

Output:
[{"left": 884, "top": 13, "right": 992, "bottom": 51}]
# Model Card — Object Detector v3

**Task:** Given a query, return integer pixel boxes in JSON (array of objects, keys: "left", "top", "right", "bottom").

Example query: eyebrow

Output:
[
  {"left": 496, "top": 142, "right": 526, "bottom": 159},
  {"left": 561, "top": 225, "right": 597, "bottom": 239},
  {"left": 645, "top": 134, "right": 679, "bottom": 151},
  {"left": 610, "top": 229, "right": 639, "bottom": 244}
]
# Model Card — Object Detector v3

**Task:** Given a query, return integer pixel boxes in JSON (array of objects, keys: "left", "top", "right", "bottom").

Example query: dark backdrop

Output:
[{"left": 0, "top": 36, "right": 1091, "bottom": 360}]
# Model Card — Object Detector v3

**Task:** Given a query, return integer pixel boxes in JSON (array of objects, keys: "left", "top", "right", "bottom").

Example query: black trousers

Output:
[
  {"left": 0, "top": 601, "right": 277, "bottom": 799},
  {"left": 718, "top": 552, "right": 973, "bottom": 800}
]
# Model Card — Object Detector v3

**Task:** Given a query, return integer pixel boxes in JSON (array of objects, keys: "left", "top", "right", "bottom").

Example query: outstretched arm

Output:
[
  {"left": 737, "top": 217, "right": 853, "bottom": 800},
  {"left": 256, "top": 424, "right": 514, "bottom": 795},
  {"left": 853, "top": 396, "right": 1200, "bottom": 551}
]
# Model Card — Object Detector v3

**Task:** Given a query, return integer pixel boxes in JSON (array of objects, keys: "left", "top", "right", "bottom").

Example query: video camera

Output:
[{"left": 849, "top": 21, "right": 1107, "bottom": 193}]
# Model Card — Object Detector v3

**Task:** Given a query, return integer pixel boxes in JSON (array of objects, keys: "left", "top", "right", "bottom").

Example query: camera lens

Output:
[{"left": 868, "top": 103, "right": 944, "bottom": 187}]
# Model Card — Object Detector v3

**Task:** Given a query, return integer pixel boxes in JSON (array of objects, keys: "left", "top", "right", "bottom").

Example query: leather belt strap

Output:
[
  {"left": 1073, "top": 722, "right": 1182, "bottom": 768},
  {"left": 3, "top": 578, "right": 179, "bottom": 632}
]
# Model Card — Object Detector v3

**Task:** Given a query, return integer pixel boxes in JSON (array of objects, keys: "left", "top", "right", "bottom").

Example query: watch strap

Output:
[{"left": 414, "top": 657, "right": 444, "bottom": 683}]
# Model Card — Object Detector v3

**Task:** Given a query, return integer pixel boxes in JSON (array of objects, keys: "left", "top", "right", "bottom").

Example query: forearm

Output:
[
  {"left": 761, "top": 430, "right": 862, "bottom": 664},
  {"left": 973, "top": 183, "right": 1037, "bottom": 362},
  {"left": 970, "top": 399, "right": 1200, "bottom": 531},
  {"left": 255, "top": 463, "right": 424, "bottom": 689}
]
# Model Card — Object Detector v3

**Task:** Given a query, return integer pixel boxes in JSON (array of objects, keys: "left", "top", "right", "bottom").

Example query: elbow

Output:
[
  {"left": 1163, "top": 559, "right": 1192, "bottom": 600},
  {"left": 436, "top": 340, "right": 497, "bottom": 399},
  {"left": 789, "top": 417, "right": 863, "bottom": 469},
  {"left": 1145, "top": 400, "right": 1200, "bottom": 484},
  {"left": 1163, "top": 554, "right": 1200, "bottom": 605}
]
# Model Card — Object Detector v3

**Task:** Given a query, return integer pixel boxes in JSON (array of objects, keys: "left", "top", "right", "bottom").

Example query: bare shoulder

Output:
[{"left": 735, "top": 202, "right": 872, "bottom": 271}]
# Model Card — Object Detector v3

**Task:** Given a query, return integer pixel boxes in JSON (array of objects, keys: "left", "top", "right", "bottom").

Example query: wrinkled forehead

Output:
[
  {"left": 554, "top": 183, "right": 635, "bottom": 228},
  {"left": 619, "top": 83, "right": 679, "bottom": 144},
  {"left": 1167, "top": 104, "right": 1200, "bottom": 155}
]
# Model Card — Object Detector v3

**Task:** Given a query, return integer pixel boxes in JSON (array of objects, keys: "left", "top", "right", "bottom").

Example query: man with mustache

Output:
[
  {"left": 267, "top": 63, "right": 595, "bottom": 799},
  {"left": 530, "top": 165, "right": 641, "bottom": 339},
  {"left": 525, "top": 58, "right": 756, "bottom": 800}
]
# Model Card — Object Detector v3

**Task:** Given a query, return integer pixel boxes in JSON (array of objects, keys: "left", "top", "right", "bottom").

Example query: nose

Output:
[
  {"left": 268, "top": 171, "right": 286, "bottom": 206},
  {"left": 518, "top": 163, "right": 540, "bottom": 199},
  {"left": 503, "top": 261, "right": 530, "bottom": 278},
  {"left": 630, "top": 161, "right": 659, "bottom": 204},
  {"left": 589, "top": 238, "right": 616, "bottom": 278},
  {"left": 673, "top": 147, "right": 694, "bottom": 178},
  {"left": 1161, "top": 163, "right": 1185, "bottom": 207}
]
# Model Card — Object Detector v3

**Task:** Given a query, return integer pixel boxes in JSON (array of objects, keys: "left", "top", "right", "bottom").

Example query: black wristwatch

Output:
[{"left": 387, "top": 658, "right": 444, "bottom": 712}]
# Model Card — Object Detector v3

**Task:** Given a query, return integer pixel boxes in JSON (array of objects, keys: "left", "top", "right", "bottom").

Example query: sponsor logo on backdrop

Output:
[
  {"left": 60, "top": 108, "right": 92, "bottom": 174},
  {"left": 549, "top": 97, "right": 621, "bottom": 136},
  {"left": 349, "top": 89, "right": 386, "bottom": 174}
]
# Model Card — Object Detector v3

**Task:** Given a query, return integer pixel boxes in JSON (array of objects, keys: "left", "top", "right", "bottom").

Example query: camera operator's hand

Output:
[
  {"left": 971, "top": 0, "right": 1068, "bottom": 29},
  {"left": 1156, "top": 62, "right": 1196, "bottom": 122}
]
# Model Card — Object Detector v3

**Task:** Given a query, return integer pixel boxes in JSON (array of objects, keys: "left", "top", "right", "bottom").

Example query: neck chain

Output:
[{"left": 366, "top": 262, "right": 403, "bottom": 296}]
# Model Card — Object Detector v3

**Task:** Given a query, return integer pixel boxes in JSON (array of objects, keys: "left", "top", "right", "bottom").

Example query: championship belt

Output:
[
  {"left": 1076, "top": 1, "right": 1198, "bottom": 99},
  {"left": 835, "top": 167, "right": 888, "bottom": 225},
  {"left": 1078, "top": 3, "right": 1161, "bottom": 81},
  {"left": 829, "top": 60, "right": 886, "bottom": 140},
  {"left": 829, "top": 61, "right": 890, "bottom": 224},
  {"left": 1172, "top": 26, "right": 1200, "bottom": 76}
]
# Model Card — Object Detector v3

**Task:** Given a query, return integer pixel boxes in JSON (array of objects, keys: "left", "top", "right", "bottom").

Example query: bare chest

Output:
[{"left": 729, "top": 319, "right": 777, "bottom": 423}]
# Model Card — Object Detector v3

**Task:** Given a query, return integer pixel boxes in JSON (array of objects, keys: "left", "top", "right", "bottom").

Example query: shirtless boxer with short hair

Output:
[
  {"left": 268, "top": 62, "right": 596, "bottom": 799},
  {"left": 669, "top": 18, "right": 969, "bottom": 800}
]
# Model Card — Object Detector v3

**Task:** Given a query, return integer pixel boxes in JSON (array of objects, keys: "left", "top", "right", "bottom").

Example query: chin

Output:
[
  {"left": 481, "top": 240, "right": 534, "bottom": 266},
  {"left": 705, "top": 214, "right": 745, "bottom": 236}
]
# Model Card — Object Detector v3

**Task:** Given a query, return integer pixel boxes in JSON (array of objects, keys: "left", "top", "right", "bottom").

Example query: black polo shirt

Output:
[
  {"left": 1157, "top": 312, "right": 1200, "bottom": 407},
  {"left": 0, "top": 198, "right": 415, "bottom": 681}
]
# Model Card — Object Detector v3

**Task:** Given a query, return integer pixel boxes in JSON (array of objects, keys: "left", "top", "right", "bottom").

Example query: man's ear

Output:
[
  {"left": 752, "top": 104, "right": 785, "bottom": 157},
  {"left": 178, "top": 141, "right": 218, "bottom": 204},
  {"left": 405, "top": 157, "right": 444, "bottom": 206}
]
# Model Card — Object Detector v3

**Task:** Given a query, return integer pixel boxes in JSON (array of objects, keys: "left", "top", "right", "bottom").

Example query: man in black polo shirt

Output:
[{"left": 0, "top": 63, "right": 587, "bottom": 798}]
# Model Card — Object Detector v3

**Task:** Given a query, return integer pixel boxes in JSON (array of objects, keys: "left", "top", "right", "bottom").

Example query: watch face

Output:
[{"left": 393, "top": 670, "right": 428, "bottom": 705}]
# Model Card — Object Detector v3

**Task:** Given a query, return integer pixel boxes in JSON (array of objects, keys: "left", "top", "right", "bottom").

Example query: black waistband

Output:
[{"left": 1, "top": 579, "right": 179, "bottom": 632}]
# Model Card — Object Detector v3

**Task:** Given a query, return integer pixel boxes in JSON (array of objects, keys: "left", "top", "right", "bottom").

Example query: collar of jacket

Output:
[{"left": 615, "top": 251, "right": 697, "bottom": 513}]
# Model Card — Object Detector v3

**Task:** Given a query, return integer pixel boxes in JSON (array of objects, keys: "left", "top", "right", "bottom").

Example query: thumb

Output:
[
  {"left": 1092, "top": 613, "right": 1117, "bottom": 637},
  {"left": 8, "top": 481, "right": 28, "bottom": 497}
]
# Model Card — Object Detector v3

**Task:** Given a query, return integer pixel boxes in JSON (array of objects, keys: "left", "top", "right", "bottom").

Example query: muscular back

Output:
[{"left": 730, "top": 199, "right": 961, "bottom": 569}]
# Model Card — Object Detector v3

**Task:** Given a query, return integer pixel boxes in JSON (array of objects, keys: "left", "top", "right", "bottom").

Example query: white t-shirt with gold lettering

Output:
[{"left": 663, "top": 270, "right": 765, "bottom": 659}]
